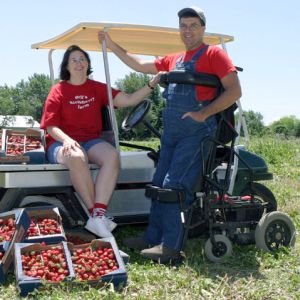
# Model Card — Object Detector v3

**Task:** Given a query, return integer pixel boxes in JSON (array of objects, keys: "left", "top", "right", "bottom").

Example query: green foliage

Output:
[
  {"left": 0, "top": 74, "right": 52, "bottom": 123},
  {"left": 241, "top": 110, "right": 265, "bottom": 137},
  {"left": 0, "top": 85, "right": 15, "bottom": 115},
  {"left": 269, "top": 115, "right": 300, "bottom": 137},
  {"left": 244, "top": 136, "right": 300, "bottom": 212},
  {"left": 120, "top": 138, "right": 160, "bottom": 152},
  {"left": 246, "top": 136, "right": 299, "bottom": 167},
  {"left": 238, "top": 111, "right": 300, "bottom": 139}
]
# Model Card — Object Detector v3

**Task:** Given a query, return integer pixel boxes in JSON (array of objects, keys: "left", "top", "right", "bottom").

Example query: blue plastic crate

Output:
[{"left": 23, "top": 149, "right": 45, "bottom": 164}]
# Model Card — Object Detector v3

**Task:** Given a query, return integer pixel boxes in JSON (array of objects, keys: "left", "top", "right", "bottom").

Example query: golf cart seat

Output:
[{"left": 100, "top": 105, "right": 115, "bottom": 146}]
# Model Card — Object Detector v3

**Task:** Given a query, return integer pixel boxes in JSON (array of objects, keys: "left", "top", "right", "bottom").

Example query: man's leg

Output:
[{"left": 124, "top": 135, "right": 175, "bottom": 250}]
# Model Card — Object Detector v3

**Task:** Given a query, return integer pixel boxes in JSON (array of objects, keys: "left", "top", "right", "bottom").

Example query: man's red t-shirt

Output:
[
  {"left": 155, "top": 44, "right": 236, "bottom": 101},
  {"left": 40, "top": 79, "right": 120, "bottom": 147}
]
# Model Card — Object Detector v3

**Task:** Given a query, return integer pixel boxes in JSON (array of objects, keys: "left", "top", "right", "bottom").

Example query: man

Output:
[{"left": 99, "top": 6, "right": 241, "bottom": 263}]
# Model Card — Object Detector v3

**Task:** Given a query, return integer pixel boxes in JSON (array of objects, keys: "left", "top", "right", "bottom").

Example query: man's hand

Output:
[
  {"left": 181, "top": 110, "right": 207, "bottom": 123},
  {"left": 98, "top": 31, "right": 114, "bottom": 49}
]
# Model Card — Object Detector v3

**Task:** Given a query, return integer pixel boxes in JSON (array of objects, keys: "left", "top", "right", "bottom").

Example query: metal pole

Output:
[
  {"left": 219, "top": 37, "right": 249, "bottom": 144},
  {"left": 219, "top": 37, "right": 248, "bottom": 193},
  {"left": 48, "top": 49, "right": 55, "bottom": 86},
  {"left": 101, "top": 28, "right": 120, "bottom": 152}
]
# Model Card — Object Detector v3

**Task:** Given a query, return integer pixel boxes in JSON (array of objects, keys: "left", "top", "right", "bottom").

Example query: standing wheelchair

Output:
[{"left": 121, "top": 70, "right": 296, "bottom": 262}]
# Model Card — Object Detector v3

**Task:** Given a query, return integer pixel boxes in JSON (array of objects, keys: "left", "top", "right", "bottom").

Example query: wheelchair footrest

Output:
[{"left": 145, "top": 185, "right": 185, "bottom": 203}]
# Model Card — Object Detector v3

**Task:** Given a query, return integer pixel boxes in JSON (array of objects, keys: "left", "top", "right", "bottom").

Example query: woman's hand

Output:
[
  {"left": 148, "top": 72, "right": 164, "bottom": 89},
  {"left": 62, "top": 139, "right": 80, "bottom": 157}
]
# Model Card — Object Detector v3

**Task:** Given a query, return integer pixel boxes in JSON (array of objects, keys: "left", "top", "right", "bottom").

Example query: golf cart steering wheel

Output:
[{"left": 122, "top": 99, "right": 151, "bottom": 131}]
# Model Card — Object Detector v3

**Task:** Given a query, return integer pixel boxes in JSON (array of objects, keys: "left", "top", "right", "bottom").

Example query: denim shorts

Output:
[{"left": 47, "top": 138, "right": 105, "bottom": 164}]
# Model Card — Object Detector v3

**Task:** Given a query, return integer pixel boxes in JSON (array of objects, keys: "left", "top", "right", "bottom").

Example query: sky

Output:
[{"left": 1, "top": 0, "right": 299, "bottom": 125}]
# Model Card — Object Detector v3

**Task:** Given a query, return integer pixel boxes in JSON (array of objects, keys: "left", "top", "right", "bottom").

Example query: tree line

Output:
[{"left": 0, "top": 73, "right": 299, "bottom": 139}]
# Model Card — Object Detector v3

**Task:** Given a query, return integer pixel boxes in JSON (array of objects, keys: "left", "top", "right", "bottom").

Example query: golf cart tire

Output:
[
  {"left": 255, "top": 211, "right": 296, "bottom": 252},
  {"left": 204, "top": 234, "right": 233, "bottom": 262}
]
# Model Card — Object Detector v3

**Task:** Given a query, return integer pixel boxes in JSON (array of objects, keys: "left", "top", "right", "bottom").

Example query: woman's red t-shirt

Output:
[{"left": 40, "top": 79, "right": 120, "bottom": 147}]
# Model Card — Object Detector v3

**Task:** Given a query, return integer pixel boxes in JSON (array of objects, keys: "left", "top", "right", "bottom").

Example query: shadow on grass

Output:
[
  {"left": 184, "top": 237, "right": 264, "bottom": 281},
  {"left": 113, "top": 224, "right": 267, "bottom": 283}
]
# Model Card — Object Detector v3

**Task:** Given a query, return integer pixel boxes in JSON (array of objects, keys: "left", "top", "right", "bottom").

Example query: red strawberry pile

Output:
[
  {"left": 71, "top": 246, "right": 119, "bottom": 281},
  {"left": 6, "top": 135, "right": 25, "bottom": 156},
  {"left": 27, "top": 218, "right": 62, "bottom": 237},
  {"left": 21, "top": 246, "right": 69, "bottom": 282},
  {"left": 66, "top": 234, "right": 88, "bottom": 245},
  {"left": 0, "top": 217, "right": 16, "bottom": 242},
  {"left": 6, "top": 135, "right": 42, "bottom": 156},
  {"left": 25, "top": 137, "right": 42, "bottom": 152}
]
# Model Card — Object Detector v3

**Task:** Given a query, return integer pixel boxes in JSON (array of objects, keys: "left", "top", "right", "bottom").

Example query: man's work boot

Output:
[
  {"left": 140, "top": 244, "right": 182, "bottom": 264},
  {"left": 122, "top": 237, "right": 151, "bottom": 251}
]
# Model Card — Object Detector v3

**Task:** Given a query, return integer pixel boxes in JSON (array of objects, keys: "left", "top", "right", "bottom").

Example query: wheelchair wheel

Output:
[
  {"left": 204, "top": 234, "right": 232, "bottom": 262},
  {"left": 241, "top": 182, "right": 277, "bottom": 213},
  {"left": 255, "top": 211, "right": 296, "bottom": 252}
]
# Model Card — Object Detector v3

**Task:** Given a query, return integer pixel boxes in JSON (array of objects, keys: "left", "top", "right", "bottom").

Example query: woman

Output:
[{"left": 40, "top": 44, "right": 160, "bottom": 238}]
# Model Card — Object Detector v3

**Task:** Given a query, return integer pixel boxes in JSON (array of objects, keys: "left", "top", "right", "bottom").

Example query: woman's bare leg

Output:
[
  {"left": 57, "top": 146, "right": 94, "bottom": 210},
  {"left": 87, "top": 142, "right": 120, "bottom": 205}
]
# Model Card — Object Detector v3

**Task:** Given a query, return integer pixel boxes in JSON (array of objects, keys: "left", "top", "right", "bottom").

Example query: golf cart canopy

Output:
[
  {"left": 31, "top": 22, "right": 246, "bottom": 149},
  {"left": 31, "top": 22, "right": 234, "bottom": 56}
]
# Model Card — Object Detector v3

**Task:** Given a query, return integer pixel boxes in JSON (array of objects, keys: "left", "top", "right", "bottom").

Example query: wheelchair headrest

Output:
[{"left": 159, "top": 70, "right": 221, "bottom": 88}]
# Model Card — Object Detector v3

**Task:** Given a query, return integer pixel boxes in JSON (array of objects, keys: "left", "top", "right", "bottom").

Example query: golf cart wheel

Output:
[
  {"left": 204, "top": 234, "right": 233, "bottom": 262},
  {"left": 241, "top": 182, "right": 277, "bottom": 213},
  {"left": 255, "top": 211, "right": 296, "bottom": 252}
]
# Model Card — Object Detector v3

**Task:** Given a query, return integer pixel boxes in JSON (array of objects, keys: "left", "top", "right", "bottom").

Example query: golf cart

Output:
[{"left": 0, "top": 22, "right": 295, "bottom": 261}]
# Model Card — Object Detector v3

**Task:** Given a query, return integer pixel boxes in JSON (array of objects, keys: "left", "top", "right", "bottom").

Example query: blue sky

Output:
[{"left": 1, "top": 0, "right": 299, "bottom": 125}]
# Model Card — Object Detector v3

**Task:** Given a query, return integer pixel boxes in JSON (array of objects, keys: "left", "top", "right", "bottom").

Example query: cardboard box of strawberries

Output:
[
  {"left": 0, "top": 206, "right": 128, "bottom": 295},
  {"left": 24, "top": 206, "right": 66, "bottom": 244},
  {"left": 14, "top": 238, "right": 127, "bottom": 296},
  {"left": 0, "top": 128, "right": 45, "bottom": 164}
]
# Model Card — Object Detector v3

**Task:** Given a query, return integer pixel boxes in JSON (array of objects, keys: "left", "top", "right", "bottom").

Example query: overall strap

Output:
[
  {"left": 175, "top": 54, "right": 184, "bottom": 64},
  {"left": 190, "top": 45, "right": 209, "bottom": 63},
  {"left": 175, "top": 45, "right": 209, "bottom": 66}
]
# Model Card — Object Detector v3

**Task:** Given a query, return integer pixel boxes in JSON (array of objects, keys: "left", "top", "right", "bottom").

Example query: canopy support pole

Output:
[
  {"left": 48, "top": 49, "right": 55, "bottom": 86},
  {"left": 102, "top": 28, "right": 120, "bottom": 152},
  {"left": 219, "top": 36, "right": 249, "bottom": 145}
]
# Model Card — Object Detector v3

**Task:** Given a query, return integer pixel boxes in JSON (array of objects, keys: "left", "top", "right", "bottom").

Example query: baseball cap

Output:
[{"left": 178, "top": 6, "right": 206, "bottom": 26}]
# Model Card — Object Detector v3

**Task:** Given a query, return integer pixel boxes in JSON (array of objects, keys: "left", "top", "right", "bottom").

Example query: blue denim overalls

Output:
[{"left": 143, "top": 46, "right": 217, "bottom": 251}]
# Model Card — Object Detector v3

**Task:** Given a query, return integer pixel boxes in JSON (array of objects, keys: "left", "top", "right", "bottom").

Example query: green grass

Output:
[{"left": 1, "top": 137, "right": 299, "bottom": 299}]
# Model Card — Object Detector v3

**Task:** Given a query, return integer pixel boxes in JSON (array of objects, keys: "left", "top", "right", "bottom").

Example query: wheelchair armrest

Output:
[{"left": 145, "top": 184, "right": 185, "bottom": 203}]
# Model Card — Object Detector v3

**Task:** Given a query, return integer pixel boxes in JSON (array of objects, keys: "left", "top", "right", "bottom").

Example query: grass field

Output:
[{"left": 0, "top": 136, "right": 299, "bottom": 299}]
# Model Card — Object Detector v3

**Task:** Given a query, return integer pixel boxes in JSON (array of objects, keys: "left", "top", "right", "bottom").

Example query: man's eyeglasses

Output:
[{"left": 179, "top": 23, "right": 202, "bottom": 32}]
